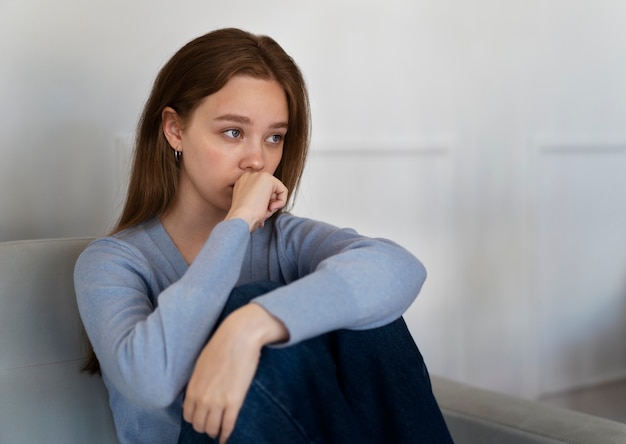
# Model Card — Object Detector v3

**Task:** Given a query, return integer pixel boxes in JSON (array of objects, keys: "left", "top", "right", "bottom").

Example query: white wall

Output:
[{"left": 2, "top": 0, "right": 626, "bottom": 400}]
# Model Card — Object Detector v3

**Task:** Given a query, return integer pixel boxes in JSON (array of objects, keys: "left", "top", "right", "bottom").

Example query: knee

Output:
[{"left": 220, "top": 281, "right": 283, "bottom": 320}]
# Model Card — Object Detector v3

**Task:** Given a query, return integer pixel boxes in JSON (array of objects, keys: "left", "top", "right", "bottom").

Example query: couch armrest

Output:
[{"left": 431, "top": 376, "right": 626, "bottom": 444}]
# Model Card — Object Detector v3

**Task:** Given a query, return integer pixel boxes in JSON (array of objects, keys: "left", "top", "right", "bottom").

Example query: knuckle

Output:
[{"left": 192, "top": 419, "right": 205, "bottom": 433}]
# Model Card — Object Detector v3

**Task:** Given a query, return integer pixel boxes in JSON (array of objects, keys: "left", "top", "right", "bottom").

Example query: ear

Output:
[{"left": 162, "top": 107, "right": 184, "bottom": 151}]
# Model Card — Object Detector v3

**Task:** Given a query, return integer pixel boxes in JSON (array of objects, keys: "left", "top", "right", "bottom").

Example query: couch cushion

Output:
[
  {"left": 432, "top": 375, "right": 626, "bottom": 444},
  {"left": 0, "top": 238, "right": 118, "bottom": 443}
]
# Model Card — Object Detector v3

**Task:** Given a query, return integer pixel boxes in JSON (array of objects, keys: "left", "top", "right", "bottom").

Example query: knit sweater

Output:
[{"left": 74, "top": 213, "right": 426, "bottom": 443}]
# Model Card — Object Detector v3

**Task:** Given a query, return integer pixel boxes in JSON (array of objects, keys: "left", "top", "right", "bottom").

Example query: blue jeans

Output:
[{"left": 178, "top": 281, "right": 453, "bottom": 443}]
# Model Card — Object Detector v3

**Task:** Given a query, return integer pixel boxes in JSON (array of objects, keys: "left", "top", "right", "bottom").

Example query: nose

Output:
[{"left": 240, "top": 140, "right": 265, "bottom": 171}]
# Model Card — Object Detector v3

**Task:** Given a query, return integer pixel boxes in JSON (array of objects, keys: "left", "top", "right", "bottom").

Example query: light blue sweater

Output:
[{"left": 74, "top": 213, "right": 426, "bottom": 443}]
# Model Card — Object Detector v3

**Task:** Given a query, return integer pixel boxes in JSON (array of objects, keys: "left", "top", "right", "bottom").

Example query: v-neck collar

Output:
[{"left": 145, "top": 218, "right": 189, "bottom": 277}]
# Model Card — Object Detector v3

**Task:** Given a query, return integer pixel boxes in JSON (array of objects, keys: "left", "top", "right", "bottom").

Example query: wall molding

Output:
[
  {"left": 310, "top": 135, "right": 456, "bottom": 156},
  {"left": 526, "top": 135, "right": 626, "bottom": 397},
  {"left": 529, "top": 135, "right": 626, "bottom": 155}
]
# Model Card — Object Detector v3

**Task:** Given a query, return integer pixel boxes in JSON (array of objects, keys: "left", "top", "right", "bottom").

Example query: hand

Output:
[
  {"left": 182, "top": 304, "right": 288, "bottom": 443},
  {"left": 225, "top": 172, "right": 288, "bottom": 232}
]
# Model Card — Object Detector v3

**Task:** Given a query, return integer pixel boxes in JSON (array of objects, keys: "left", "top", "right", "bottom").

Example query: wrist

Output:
[
  {"left": 224, "top": 304, "right": 289, "bottom": 349},
  {"left": 224, "top": 209, "right": 257, "bottom": 232}
]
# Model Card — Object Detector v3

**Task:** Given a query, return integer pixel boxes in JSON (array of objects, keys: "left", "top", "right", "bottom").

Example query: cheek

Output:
[
  {"left": 268, "top": 148, "right": 284, "bottom": 172},
  {"left": 191, "top": 141, "right": 228, "bottom": 166},
  {"left": 183, "top": 145, "right": 228, "bottom": 180}
]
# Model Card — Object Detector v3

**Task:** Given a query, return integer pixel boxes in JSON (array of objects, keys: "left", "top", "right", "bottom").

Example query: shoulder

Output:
[
  {"left": 75, "top": 221, "right": 157, "bottom": 279},
  {"left": 273, "top": 212, "right": 357, "bottom": 241},
  {"left": 270, "top": 212, "right": 400, "bottom": 263},
  {"left": 273, "top": 212, "right": 425, "bottom": 272}
]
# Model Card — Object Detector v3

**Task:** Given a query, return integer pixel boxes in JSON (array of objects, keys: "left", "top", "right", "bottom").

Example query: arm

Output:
[
  {"left": 180, "top": 171, "right": 290, "bottom": 442},
  {"left": 180, "top": 214, "right": 426, "bottom": 442},
  {"left": 74, "top": 218, "right": 251, "bottom": 408},
  {"left": 182, "top": 303, "right": 288, "bottom": 443},
  {"left": 254, "top": 215, "right": 427, "bottom": 346}
]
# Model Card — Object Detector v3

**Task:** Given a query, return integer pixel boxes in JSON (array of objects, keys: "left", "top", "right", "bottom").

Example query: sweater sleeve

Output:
[
  {"left": 74, "top": 219, "right": 250, "bottom": 408},
  {"left": 251, "top": 215, "right": 427, "bottom": 346}
]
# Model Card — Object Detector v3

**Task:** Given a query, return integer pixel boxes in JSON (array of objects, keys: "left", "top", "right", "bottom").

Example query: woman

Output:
[{"left": 75, "top": 28, "right": 452, "bottom": 444}]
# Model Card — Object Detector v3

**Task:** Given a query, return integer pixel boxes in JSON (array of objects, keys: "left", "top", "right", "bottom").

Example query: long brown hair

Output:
[{"left": 83, "top": 28, "right": 311, "bottom": 374}]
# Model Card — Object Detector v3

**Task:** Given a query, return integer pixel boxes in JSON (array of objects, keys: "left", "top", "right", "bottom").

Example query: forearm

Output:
[
  {"left": 183, "top": 302, "right": 289, "bottom": 441},
  {"left": 254, "top": 238, "right": 426, "bottom": 346},
  {"left": 260, "top": 214, "right": 427, "bottom": 347}
]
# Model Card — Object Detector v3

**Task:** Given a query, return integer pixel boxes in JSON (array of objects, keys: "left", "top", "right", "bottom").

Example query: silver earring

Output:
[{"left": 174, "top": 150, "right": 182, "bottom": 163}]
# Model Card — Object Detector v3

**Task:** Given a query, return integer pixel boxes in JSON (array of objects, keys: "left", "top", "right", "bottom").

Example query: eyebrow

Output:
[{"left": 214, "top": 114, "right": 288, "bottom": 130}]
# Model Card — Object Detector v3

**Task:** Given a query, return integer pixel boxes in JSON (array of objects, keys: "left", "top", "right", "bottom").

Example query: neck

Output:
[{"left": 160, "top": 199, "right": 226, "bottom": 265}]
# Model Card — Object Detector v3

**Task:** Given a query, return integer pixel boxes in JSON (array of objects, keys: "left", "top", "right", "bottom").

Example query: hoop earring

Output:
[{"left": 174, "top": 150, "right": 182, "bottom": 163}]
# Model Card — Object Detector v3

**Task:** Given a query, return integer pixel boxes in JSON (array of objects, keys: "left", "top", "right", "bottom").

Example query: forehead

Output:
[{"left": 200, "top": 75, "right": 288, "bottom": 117}]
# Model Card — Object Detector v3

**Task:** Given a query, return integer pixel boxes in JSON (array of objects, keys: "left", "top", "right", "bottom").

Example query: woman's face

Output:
[{"left": 163, "top": 75, "right": 289, "bottom": 218}]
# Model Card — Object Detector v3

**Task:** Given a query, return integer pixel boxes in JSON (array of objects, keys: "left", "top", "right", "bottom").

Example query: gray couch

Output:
[{"left": 1, "top": 237, "right": 625, "bottom": 443}]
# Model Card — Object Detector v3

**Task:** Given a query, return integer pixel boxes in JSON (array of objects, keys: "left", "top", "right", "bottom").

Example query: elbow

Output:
[
  {"left": 357, "top": 247, "right": 427, "bottom": 327},
  {"left": 384, "top": 243, "right": 427, "bottom": 300},
  {"left": 383, "top": 249, "right": 427, "bottom": 318},
  {"left": 144, "top": 387, "right": 181, "bottom": 409},
  {"left": 410, "top": 255, "right": 427, "bottom": 296},
  {"left": 116, "top": 372, "right": 182, "bottom": 409},
  {"left": 109, "top": 349, "right": 184, "bottom": 409},
  {"left": 139, "top": 377, "right": 181, "bottom": 408}
]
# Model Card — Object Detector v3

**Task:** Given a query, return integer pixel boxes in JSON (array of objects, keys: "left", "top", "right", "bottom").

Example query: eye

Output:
[
  {"left": 224, "top": 129, "right": 242, "bottom": 139},
  {"left": 266, "top": 134, "right": 284, "bottom": 144}
]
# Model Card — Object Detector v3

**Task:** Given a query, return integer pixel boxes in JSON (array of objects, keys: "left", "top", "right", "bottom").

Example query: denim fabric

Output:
[{"left": 179, "top": 282, "right": 453, "bottom": 444}]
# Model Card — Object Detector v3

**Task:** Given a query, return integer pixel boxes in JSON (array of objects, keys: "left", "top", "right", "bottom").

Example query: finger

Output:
[
  {"left": 182, "top": 397, "right": 196, "bottom": 424},
  {"left": 268, "top": 199, "right": 285, "bottom": 213},
  {"left": 219, "top": 403, "right": 241, "bottom": 444},
  {"left": 273, "top": 183, "right": 288, "bottom": 206},
  {"left": 190, "top": 403, "right": 210, "bottom": 434},
  {"left": 268, "top": 201, "right": 282, "bottom": 213},
  {"left": 204, "top": 408, "right": 224, "bottom": 439},
  {"left": 269, "top": 187, "right": 288, "bottom": 209}
]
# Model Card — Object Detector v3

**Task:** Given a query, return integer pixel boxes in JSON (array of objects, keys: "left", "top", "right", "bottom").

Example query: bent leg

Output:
[
  {"left": 179, "top": 281, "right": 452, "bottom": 443},
  {"left": 179, "top": 281, "right": 371, "bottom": 443},
  {"left": 178, "top": 281, "right": 322, "bottom": 443},
  {"left": 330, "top": 319, "right": 454, "bottom": 443}
]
